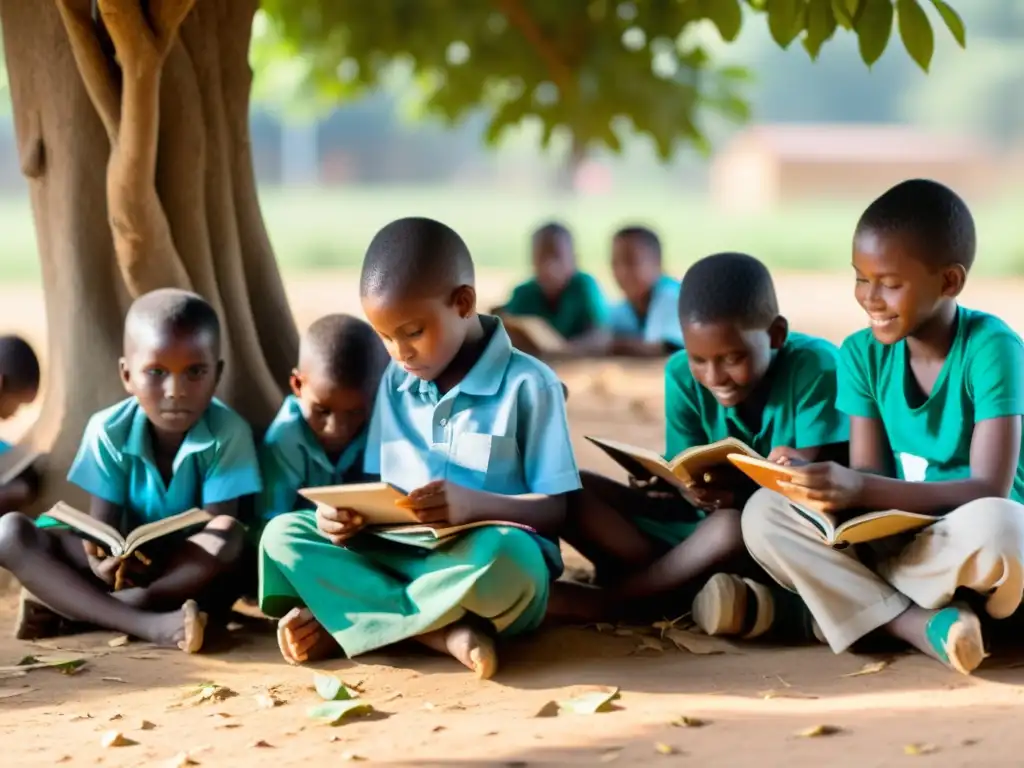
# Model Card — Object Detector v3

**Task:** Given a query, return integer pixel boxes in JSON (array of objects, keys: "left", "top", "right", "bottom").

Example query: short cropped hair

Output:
[
  {"left": 614, "top": 226, "right": 662, "bottom": 262},
  {"left": 856, "top": 179, "right": 976, "bottom": 271},
  {"left": 0, "top": 335, "right": 40, "bottom": 394},
  {"left": 124, "top": 289, "right": 221, "bottom": 352},
  {"left": 678, "top": 252, "right": 779, "bottom": 328},
  {"left": 360, "top": 217, "right": 475, "bottom": 299},
  {"left": 299, "top": 314, "right": 389, "bottom": 391}
]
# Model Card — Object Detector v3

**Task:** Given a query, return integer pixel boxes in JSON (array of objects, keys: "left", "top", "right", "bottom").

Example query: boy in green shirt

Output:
[
  {"left": 495, "top": 222, "right": 610, "bottom": 356},
  {"left": 737, "top": 179, "right": 1024, "bottom": 675},
  {"left": 548, "top": 253, "right": 848, "bottom": 626}
]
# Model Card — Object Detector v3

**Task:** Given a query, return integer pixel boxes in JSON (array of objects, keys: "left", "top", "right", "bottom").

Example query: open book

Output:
[
  {"left": 0, "top": 447, "right": 40, "bottom": 485},
  {"left": 726, "top": 454, "right": 938, "bottom": 546},
  {"left": 500, "top": 315, "right": 567, "bottom": 355},
  {"left": 585, "top": 435, "right": 761, "bottom": 490},
  {"left": 38, "top": 502, "right": 212, "bottom": 558},
  {"left": 298, "top": 482, "right": 537, "bottom": 540}
]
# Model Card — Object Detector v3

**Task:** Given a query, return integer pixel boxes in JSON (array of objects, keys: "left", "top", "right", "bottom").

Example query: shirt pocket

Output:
[{"left": 450, "top": 432, "right": 522, "bottom": 493}]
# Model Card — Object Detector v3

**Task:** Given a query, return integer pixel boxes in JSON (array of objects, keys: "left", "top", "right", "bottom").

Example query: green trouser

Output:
[{"left": 258, "top": 510, "right": 552, "bottom": 657}]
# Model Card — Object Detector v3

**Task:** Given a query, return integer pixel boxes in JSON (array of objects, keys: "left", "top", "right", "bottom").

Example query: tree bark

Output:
[{"left": 0, "top": 0, "right": 297, "bottom": 513}]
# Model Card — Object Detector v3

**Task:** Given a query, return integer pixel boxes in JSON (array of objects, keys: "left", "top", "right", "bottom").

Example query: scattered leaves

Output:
[
  {"left": 166, "top": 753, "right": 199, "bottom": 768},
  {"left": 841, "top": 660, "right": 890, "bottom": 678},
  {"left": 70, "top": 713, "right": 93, "bottom": 722},
  {"left": 2, "top": 656, "right": 88, "bottom": 674},
  {"left": 534, "top": 701, "right": 560, "bottom": 718},
  {"left": 108, "top": 713, "right": 123, "bottom": 721},
  {"left": 796, "top": 724, "right": 842, "bottom": 738},
  {"left": 340, "top": 752, "right": 366, "bottom": 761},
  {"left": 381, "top": 692, "right": 403, "bottom": 703},
  {"left": 215, "top": 722, "right": 242, "bottom": 730},
  {"left": 758, "top": 689, "right": 819, "bottom": 700},
  {"left": 100, "top": 731, "right": 136, "bottom": 748},
  {"left": 557, "top": 687, "right": 621, "bottom": 715},
  {"left": 636, "top": 636, "right": 665, "bottom": 653},
  {"left": 654, "top": 742, "right": 678, "bottom": 755},
  {"left": 0, "top": 687, "right": 33, "bottom": 699},
  {"left": 307, "top": 700, "right": 374, "bottom": 725},
  {"left": 139, "top": 720, "right": 156, "bottom": 731},
  {"left": 176, "top": 683, "right": 237, "bottom": 707},
  {"left": 665, "top": 628, "right": 737, "bottom": 655},
  {"left": 251, "top": 740, "right": 274, "bottom": 748},
  {"left": 313, "top": 673, "right": 359, "bottom": 702},
  {"left": 102, "top": 677, "right": 126, "bottom": 684},
  {"left": 432, "top": 725, "right": 446, "bottom": 733},
  {"left": 904, "top": 743, "right": 939, "bottom": 756},
  {"left": 672, "top": 716, "right": 707, "bottom": 728},
  {"left": 107, "top": 635, "right": 130, "bottom": 648}
]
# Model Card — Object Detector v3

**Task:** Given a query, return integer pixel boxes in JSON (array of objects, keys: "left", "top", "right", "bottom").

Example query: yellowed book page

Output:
[
  {"left": 503, "top": 316, "right": 567, "bottom": 354},
  {"left": 672, "top": 439, "right": 761, "bottom": 484},
  {"left": 299, "top": 482, "right": 419, "bottom": 526},
  {"left": 39, "top": 501, "right": 124, "bottom": 553},
  {"left": 833, "top": 510, "right": 938, "bottom": 546},
  {"left": 122, "top": 508, "right": 212, "bottom": 555}
]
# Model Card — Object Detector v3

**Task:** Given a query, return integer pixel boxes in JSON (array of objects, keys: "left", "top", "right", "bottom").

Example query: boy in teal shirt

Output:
[
  {"left": 550, "top": 253, "right": 848, "bottom": 628},
  {"left": 259, "top": 314, "right": 388, "bottom": 522},
  {"left": 0, "top": 335, "right": 41, "bottom": 514},
  {"left": 0, "top": 290, "right": 262, "bottom": 653},
  {"left": 261, "top": 217, "right": 580, "bottom": 679},
  {"left": 740, "top": 179, "right": 1024, "bottom": 674},
  {"left": 495, "top": 222, "right": 610, "bottom": 356},
  {"left": 607, "top": 226, "right": 684, "bottom": 356}
]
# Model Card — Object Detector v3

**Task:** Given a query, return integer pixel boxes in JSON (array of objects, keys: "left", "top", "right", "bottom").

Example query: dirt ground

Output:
[{"left": 3, "top": 271, "right": 1024, "bottom": 767}]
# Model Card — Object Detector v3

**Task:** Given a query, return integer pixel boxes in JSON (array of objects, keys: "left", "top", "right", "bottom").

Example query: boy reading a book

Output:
[
  {"left": 553, "top": 252, "right": 848, "bottom": 626},
  {"left": 607, "top": 226, "right": 683, "bottom": 356},
  {"left": 0, "top": 335, "right": 41, "bottom": 514},
  {"left": 0, "top": 289, "right": 262, "bottom": 652},
  {"left": 260, "top": 216, "right": 580, "bottom": 678},
  {"left": 259, "top": 314, "right": 389, "bottom": 523},
  {"left": 494, "top": 222, "right": 610, "bottom": 356},
  {"left": 739, "top": 179, "right": 1024, "bottom": 674}
]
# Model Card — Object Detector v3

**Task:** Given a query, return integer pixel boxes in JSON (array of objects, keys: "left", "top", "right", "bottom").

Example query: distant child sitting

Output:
[
  {"left": 0, "top": 335, "right": 41, "bottom": 514},
  {"left": 739, "top": 179, "right": 1024, "bottom": 675},
  {"left": 0, "top": 289, "right": 262, "bottom": 652},
  {"left": 550, "top": 253, "right": 849, "bottom": 630},
  {"left": 607, "top": 226, "right": 683, "bottom": 356},
  {"left": 261, "top": 217, "right": 581, "bottom": 678},
  {"left": 259, "top": 314, "right": 389, "bottom": 522},
  {"left": 495, "top": 222, "right": 610, "bottom": 356}
]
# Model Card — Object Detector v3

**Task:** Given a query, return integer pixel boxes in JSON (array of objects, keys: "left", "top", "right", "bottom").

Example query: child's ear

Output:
[
  {"left": 452, "top": 285, "right": 477, "bottom": 319},
  {"left": 768, "top": 316, "right": 789, "bottom": 351},
  {"left": 289, "top": 370, "right": 303, "bottom": 397},
  {"left": 942, "top": 264, "right": 967, "bottom": 298},
  {"left": 118, "top": 358, "right": 132, "bottom": 392}
]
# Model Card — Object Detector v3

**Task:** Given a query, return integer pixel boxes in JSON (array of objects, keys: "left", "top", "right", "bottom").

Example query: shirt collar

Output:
[
  {"left": 395, "top": 315, "right": 512, "bottom": 398},
  {"left": 123, "top": 398, "right": 217, "bottom": 473}
]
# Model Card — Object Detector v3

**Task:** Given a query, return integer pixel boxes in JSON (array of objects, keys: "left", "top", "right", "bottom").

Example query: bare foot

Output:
[
  {"left": 143, "top": 599, "right": 208, "bottom": 653},
  {"left": 886, "top": 604, "right": 987, "bottom": 674},
  {"left": 417, "top": 620, "right": 498, "bottom": 679},
  {"left": 276, "top": 607, "right": 340, "bottom": 665}
]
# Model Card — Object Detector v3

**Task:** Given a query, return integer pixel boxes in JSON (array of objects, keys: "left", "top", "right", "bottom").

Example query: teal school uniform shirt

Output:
[
  {"left": 41, "top": 397, "right": 262, "bottom": 529},
  {"left": 0, "top": 440, "right": 10, "bottom": 457},
  {"left": 503, "top": 272, "right": 609, "bottom": 339},
  {"left": 664, "top": 331, "right": 849, "bottom": 460},
  {"left": 608, "top": 274, "right": 683, "bottom": 349},
  {"left": 837, "top": 305, "right": 1024, "bottom": 503},
  {"left": 259, "top": 395, "right": 367, "bottom": 521},
  {"left": 364, "top": 315, "right": 582, "bottom": 573}
]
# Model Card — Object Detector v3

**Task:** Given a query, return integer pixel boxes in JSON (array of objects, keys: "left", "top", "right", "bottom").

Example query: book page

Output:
[
  {"left": 299, "top": 482, "right": 419, "bottom": 526},
  {"left": 38, "top": 502, "right": 124, "bottom": 554},
  {"left": 122, "top": 508, "right": 212, "bottom": 554},
  {"left": 672, "top": 439, "right": 761, "bottom": 483},
  {"left": 834, "top": 510, "right": 938, "bottom": 546},
  {"left": 726, "top": 454, "right": 802, "bottom": 496}
]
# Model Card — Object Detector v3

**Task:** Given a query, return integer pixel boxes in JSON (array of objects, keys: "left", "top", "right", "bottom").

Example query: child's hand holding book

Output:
[
  {"left": 776, "top": 461, "right": 865, "bottom": 514},
  {"left": 315, "top": 505, "right": 366, "bottom": 546}
]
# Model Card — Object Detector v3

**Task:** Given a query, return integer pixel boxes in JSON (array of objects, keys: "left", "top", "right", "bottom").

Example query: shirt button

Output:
[{"left": 439, "top": 418, "right": 448, "bottom": 427}]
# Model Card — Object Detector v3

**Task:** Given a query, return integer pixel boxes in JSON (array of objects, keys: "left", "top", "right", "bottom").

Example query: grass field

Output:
[{"left": 1, "top": 185, "right": 1023, "bottom": 281}]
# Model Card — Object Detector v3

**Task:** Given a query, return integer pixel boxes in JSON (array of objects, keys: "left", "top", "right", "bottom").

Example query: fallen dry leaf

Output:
[
  {"left": 108, "top": 713, "right": 123, "bottom": 721},
  {"left": 56, "top": 756, "right": 72, "bottom": 763},
  {"left": 672, "top": 716, "right": 707, "bottom": 727},
  {"left": 904, "top": 743, "right": 939, "bottom": 756},
  {"left": 534, "top": 701, "right": 560, "bottom": 718},
  {"left": 102, "top": 677, "right": 126, "bottom": 684},
  {"left": 70, "top": 713, "right": 93, "bottom": 722},
  {"left": 166, "top": 752, "right": 199, "bottom": 768},
  {"left": 251, "top": 740, "right": 273, "bottom": 748},
  {"left": 557, "top": 687, "right": 621, "bottom": 715},
  {"left": 139, "top": 720, "right": 156, "bottom": 731},
  {"left": 758, "top": 689, "right": 819, "bottom": 700},
  {"left": 612, "top": 627, "right": 635, "bottom": 637},
  {"left": 637, "top": 636, "right": 665, "bottom": 653},
  {"left": 796, "top": 724, "right": 841, "bottom": 738},
  {"left": 341, "top": 753, "right": 366, "bottom": 762},
  {"left": 107, "top": 635, "right": 130, "bottom": 648},
  {"left": 841, "top": 660, "right": 890, "bottom": 678},
  {"left": 0, "top": 687, "right": 33, "bottom": 699},
  {"left": 654, "top": 742, "right": 678, "bottom": 755},
  {"left": 100, "top": 730, "right": 136, "bottom": 748},
  {"left": 432, "top": 725, "right": 446, "bottom": 733},
  {"left": 381, "top": 692, "right": 403, "bottom": 703},
  {"left": 215, "top": 722, "right": 242, "bottom": 730},
  {"left": 665, "top": 628, "right": 737, "bottom": 655}
]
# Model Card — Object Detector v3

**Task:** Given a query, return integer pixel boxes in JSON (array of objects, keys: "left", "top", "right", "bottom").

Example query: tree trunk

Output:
[{"left": 0, "top": 0, "right": 297, "bottom": 514}]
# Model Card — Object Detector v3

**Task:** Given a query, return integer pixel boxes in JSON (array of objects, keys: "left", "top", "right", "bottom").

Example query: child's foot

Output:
[
  {"left": 691, "top": 573, "right": 824, "bottom": 642},
  {"left": 144, "top": 599, "right": 207, "bottom": 653},
  {"left": 918, "top": 605, "right": 986, "bottom": 674},
  {"left": 444, "top": 621, "right": 498, "bottom": 680},
  {"left": 276, "top": 607, "right": 340, "bottom": 665}
]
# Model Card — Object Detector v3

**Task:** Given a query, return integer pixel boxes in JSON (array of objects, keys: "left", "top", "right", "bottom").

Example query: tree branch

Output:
[
  {"left": 54, "top": 0, "right": 120, "bottom": 142},
  {"left": 96, "top": 0, "right": 159, "bottom": 72},
  {"left": 148, "top": 0, "right": 196, "bottom": 56},
  {"left": 493, "top": 0, "right": 574, "bottom": 95}
]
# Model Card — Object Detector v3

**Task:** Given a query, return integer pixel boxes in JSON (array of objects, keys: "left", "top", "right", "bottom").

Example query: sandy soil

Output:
[{"left": 3, "top": 272, "right": 1024, "bottom": 767}]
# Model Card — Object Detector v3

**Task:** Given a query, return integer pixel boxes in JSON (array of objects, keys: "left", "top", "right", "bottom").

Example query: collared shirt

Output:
[
  {"left": 67, "top": 397, "right": 262, "bottom": 526},
  {"left": 259, "top": 395, "right": 367, "bottom": 521},
  {"left": 364, "top": 316, "right": 581, "bottom": 498},
  {"left": 502, "top": 272, "right": 609, "bottom": 339},
  {"left": 608, "top": 274, "right": 683, "bottom": 348}
]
